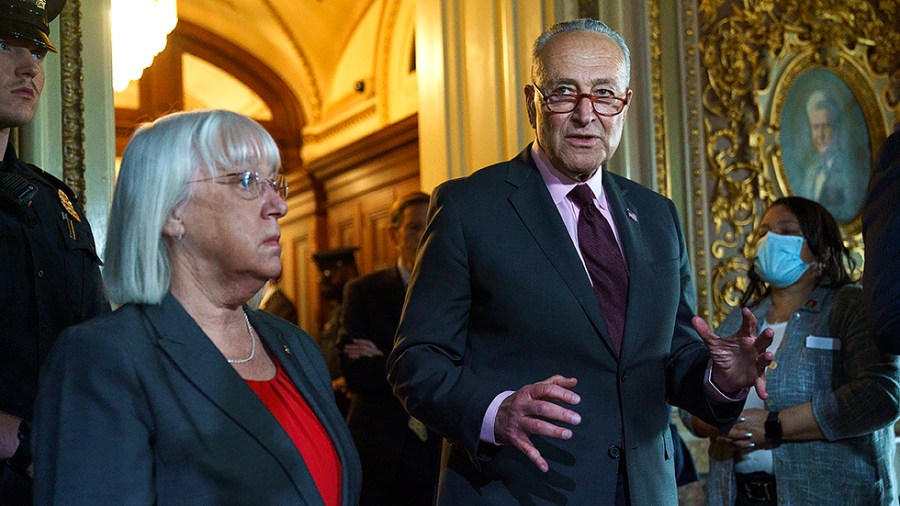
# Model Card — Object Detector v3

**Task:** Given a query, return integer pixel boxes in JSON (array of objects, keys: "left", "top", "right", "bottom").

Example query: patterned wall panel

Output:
[{"left": 688, "top": 0, "right": 898, "bottom": 325}]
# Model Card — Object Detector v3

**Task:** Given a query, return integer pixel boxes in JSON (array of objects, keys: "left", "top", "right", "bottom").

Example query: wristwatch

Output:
[
  {"left": 7, "top": 420, "right": 32, "bottom": 475},
  {"left": 764, "top": 410, "right": 783, "bottom": 448}
]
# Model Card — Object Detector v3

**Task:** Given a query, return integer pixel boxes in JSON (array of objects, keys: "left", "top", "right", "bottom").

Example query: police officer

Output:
[
  {"left": 312, "top": 246, "right": 359, "bottom": 416},
  {"left": 0, "top": 0, "right": 108, "bottom": 502},
  {"left": 312, "top": 246, "right": 360, "bottom": 379}
]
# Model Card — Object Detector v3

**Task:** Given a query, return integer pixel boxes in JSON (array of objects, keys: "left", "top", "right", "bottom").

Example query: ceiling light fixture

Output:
[{"left": 110, "top": 0, "right": 178, "bottom": 92}]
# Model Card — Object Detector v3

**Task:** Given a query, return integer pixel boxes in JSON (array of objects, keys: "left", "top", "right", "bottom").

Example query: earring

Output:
[{"left": 176, "top": 232, "right": 184, "bottom": 243}]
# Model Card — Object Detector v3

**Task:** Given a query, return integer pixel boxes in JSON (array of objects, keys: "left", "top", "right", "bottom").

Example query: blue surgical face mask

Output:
[{"left": 753, "top": 232, "right": 811, "bottom": 288}]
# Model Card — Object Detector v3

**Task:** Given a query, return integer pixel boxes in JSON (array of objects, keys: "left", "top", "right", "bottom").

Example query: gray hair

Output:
[
  {"left": 532, "top": 18, "right": 631, "bottom": 83},
  {"left": 103, "top": 109, "right": 281, "bottom": 305}
]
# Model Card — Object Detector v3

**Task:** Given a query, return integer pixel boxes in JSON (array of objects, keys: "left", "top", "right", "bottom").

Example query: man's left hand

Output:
[{"left": 693, "top": 308, "right": 774, "bottom": 399}]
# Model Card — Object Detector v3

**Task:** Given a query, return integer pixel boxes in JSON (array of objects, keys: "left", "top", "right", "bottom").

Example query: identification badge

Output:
[
  {"left": 58, "top": 189, "right": 81, "bottom": 222},
  {"left": 806, "top": 335, "right": 841, "bottom": 351}
]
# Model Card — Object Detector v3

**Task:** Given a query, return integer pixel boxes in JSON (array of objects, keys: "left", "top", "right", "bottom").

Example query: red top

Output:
[{"left": 246, "top": 361, "right": 342, "bottom": 506}]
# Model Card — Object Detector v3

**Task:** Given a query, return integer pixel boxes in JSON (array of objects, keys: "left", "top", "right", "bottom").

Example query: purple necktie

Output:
[{"left": 569, "top": 184, "right": 629, "bottom": 355}]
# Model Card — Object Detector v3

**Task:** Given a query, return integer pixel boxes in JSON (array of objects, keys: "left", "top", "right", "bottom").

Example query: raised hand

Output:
[
  {"left": 693, "top": 308, "right": 774, "bottom": 399},
  {"left": 493, "top": 375, "right": 581, "bottom": 473}
]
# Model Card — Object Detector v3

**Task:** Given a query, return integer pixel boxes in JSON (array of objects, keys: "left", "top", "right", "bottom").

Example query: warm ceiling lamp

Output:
[{"left": 111, "top": 0, "right": 178, "bottom": 92}]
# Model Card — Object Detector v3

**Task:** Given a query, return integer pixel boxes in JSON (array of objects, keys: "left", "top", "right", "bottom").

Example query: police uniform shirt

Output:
[{"left": 0, "top": 141, "right": 108, "bottom": 421}]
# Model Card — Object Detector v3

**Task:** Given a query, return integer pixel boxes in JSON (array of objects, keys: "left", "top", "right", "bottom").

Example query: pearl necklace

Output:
[{"left": 227, "top": 311, "right": 257, "bottom": 364}]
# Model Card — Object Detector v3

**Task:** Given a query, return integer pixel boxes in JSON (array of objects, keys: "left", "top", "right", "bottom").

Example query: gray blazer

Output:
[
  {"left": 701, "top": 285, "right": 900, "bottom": 505},
  {"left": 33, "top": 292, "right": 362, "bottom": 505}
]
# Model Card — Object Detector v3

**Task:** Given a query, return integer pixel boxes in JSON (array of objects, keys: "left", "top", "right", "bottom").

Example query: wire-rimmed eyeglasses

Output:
[
  {"left": 532, "top": 83, "right": 629, "bottom": 117},
  {"left": 190, "top": 171, "right": 289, "bottom": 200}
]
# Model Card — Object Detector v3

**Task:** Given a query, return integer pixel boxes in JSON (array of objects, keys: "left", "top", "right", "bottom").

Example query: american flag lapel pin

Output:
[{"left": 627, "top": 209, "right": 638, "bottom": 222}]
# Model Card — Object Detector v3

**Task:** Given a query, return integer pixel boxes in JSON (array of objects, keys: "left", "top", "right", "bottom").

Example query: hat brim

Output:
[{"left": 0, "top": 22, "right": 57, "bottom": 53}]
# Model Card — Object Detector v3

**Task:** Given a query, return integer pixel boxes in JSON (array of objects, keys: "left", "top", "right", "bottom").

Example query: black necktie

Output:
[{"left": 569, "top": 184, "right": 629, "bottom": 355}]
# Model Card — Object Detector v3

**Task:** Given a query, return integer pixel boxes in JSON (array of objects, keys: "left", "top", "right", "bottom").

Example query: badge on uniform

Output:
[{"left": 58, "top": 189, "right": 81, "bottom": 222}]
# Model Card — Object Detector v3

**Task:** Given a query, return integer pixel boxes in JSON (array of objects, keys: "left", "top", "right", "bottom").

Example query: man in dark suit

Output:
[
  {"left": 863, "top": 129, "right": 900, "bottom": 354},
  {"left": 386, "top": 19, "right": 773, "bottom": 505},
  {"left": 339, "top": 191, "right": 440, "bottom": 505}
]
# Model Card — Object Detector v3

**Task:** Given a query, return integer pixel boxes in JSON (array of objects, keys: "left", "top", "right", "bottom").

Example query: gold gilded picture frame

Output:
[
  {"left": 755, "top": 40, "right": 888, "bottom": 235},
  {"left": 695, "top": 1, "right": 898, "bottom": 324}
]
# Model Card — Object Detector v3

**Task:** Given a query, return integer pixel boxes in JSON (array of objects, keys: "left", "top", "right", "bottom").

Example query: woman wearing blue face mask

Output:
[{"left": 681, "top": 196, "right": 900, "bottom": 506}]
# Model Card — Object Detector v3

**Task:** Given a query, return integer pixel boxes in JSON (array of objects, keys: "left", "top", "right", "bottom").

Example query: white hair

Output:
[
  {"left": 103, "top": 109, "right": 281, "bottom": 305},
  {"left": 806, "top": 90, "right": 839, "bottom": 118}
]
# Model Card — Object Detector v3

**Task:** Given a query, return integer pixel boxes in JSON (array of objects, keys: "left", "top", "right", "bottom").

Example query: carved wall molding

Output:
[
  {"left": 376, "top": 0, "right": 405, "bottom": 124},
  {"left": 692, "top": 0, "right": 899, "bottom": 325},
  {"left": 679, "top": 0, "right": 714, "bottom": 319},
  {"left": 301, "top": 104, "right": 377, "bottom": 146},
  {"left": 648, "top": 0, "right": 669, "bottom": 198},
  {"left": 59, "top": 0, "right": 85, "bottom": 205}
]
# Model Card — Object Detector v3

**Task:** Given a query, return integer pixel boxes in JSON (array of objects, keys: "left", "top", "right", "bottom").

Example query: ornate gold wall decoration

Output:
[
  {"left": 59, "top": 0, "right": 85, "bottom": 206},
  {"left": 649, "top": 0, "right": 669, "bottom": 198},
  {"left": 696, "top": 0, "right": 898, "bottom": 325}
]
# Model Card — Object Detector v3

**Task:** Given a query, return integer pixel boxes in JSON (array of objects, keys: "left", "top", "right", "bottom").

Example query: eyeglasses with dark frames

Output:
[
  {"left": 532, "top": 83, "right": 629, "bottom": 117},
  {"left": 190, "top": 171, "right": 289, "bottom": 200}
]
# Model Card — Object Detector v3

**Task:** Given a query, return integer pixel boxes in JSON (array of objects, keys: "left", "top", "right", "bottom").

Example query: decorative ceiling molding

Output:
[
  {"left": 302, "top": 104, "right": 377, "bottom": 146},
  {"left": 376, "top": 0, "right": 404, "bottom": 123},
  {"left": 260, "top": 0, "right": 323, "bottom": 120}
]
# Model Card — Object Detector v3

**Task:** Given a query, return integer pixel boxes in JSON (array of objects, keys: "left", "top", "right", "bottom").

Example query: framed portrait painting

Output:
[
  {"left": 779, "top": 70, "right": 871, "bottom": 224},
  {"left": 766, "top": 49, "right": 886, "bottom": 231}
]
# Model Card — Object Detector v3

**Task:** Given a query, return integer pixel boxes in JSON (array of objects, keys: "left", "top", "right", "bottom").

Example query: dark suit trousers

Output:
[{"left": 615, "top": 456, "right": 630, "bottom": 506}]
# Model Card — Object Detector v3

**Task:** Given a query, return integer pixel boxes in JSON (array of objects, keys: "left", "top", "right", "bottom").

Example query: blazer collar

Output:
[
  {"left": 505, "top": 147, "right": 619, "bottom": 357},
  {"left": 140, "top": 293, "right": 327, "bottom": 506},
  {"left": 751, "top": 282, "right": 832, "bottom": 323},
  {"left": 248, "top": 309, "right": 360, "bottom": 506}
]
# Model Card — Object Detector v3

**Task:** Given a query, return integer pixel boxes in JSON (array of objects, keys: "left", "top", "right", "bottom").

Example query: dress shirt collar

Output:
[
  {"left": 530, "top": 142, "right": 608, "bottom": 211},
  {"left": 397, "top": 259, "right": 412, "bottom": 287}
]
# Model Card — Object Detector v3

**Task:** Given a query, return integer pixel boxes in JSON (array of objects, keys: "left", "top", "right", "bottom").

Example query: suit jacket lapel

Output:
[
  {"left": 506, "top": 148, "right": 616, "bottom": 354},
  {"left": 602, "top": 171, "right": 649, "bottom": 365},
  {"left": 141, "top": 294, "right": 324, "bottom": 506},
  {"left": 249, "top": 311, "right": 359, "bottom": 504}
]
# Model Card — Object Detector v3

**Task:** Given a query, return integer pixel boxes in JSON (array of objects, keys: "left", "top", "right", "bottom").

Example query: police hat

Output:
[
  {"left": 0, "top": 0, "right": 66, "bottom": 53},
  {"left": 312, "top": 247, "right": 359, "bottom": 272}
]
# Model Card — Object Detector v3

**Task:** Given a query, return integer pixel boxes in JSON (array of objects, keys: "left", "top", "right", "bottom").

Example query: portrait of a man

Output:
[{"left": 780, "top": 70, "right": 871, "bottom": 224}]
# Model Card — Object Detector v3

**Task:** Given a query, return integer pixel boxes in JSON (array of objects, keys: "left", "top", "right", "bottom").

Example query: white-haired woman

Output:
[{"left": 33, "top": 110, "right": 361, "bottom": 505}]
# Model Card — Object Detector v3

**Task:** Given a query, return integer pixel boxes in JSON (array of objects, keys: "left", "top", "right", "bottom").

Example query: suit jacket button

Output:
[{"left": 608, "top": 445, "right": 620, "bottom": 459}]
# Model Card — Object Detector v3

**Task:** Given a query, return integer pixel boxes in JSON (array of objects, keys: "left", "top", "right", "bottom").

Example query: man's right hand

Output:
[
  {"left": 493, "top": 375, "right": 581, "bottom": 473},
  {"left": 341, "top": 338, "right": 384, "bottom": 360}
]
